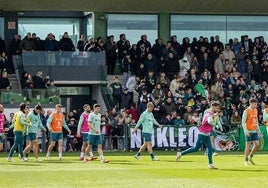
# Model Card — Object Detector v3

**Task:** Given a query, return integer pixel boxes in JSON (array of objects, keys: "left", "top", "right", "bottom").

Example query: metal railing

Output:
[
  {"left": 101, "top": 86, "right": 114, "bottom": 111},
  {"left": 0, "top": 88, "right": 60, "bottom": 104},
  {"left": 22, "top": 51, "right": 106, "bottom": 67},
  {"left": 21, "top": 51, "right": 107, "bottom": 83}
]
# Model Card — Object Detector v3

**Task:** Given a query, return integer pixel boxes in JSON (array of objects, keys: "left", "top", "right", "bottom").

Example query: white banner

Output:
[{"left": 129, "top": 126, "right": 199, "bottom": 149}]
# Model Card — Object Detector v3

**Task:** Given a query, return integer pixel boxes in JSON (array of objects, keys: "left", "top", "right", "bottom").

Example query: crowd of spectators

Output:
[
  {"left": 20, "top": 69, "right": 57, "bottom": 103},
  {"left": 1, "top": 33, "right": 63, "bottom": 103},
  {"left": 106, "top": 34, "right": 268, "bottom": 134},
  {"left": 1, "top": 32, "right": 268, "bottom": 151}
]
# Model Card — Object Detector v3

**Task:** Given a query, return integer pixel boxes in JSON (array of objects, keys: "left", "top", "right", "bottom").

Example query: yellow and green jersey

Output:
[{"left": 12, "top": 111, "right": 29, "bottom": 132}]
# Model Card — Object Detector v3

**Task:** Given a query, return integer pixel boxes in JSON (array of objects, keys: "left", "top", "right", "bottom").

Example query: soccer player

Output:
[
  {"left": 132, "top": 102, "right": 162, "bottom": 161},
  {"left": 46, "top": 104, "right": 71, "bottom": 160},
  {"left": 84, "top": 104, "right": 109, "bottom": 163},
  {"left": 23, "top": 104, "right": 46, "bottom": 162},
  {"left": 0, "top": 104, "right": 8, "bottom": 153},
  {"left": 242, "top": 98, "right": 262, "bottom": 166},
  {"left": 207, "top": 111, "right": 223, "bottom": 156},
  {"left": 176, "top": 101, "right": 221, "bottom": 169},
  {"left": 77, "top": 104, "right": 97, "bottom": 161},
  {"left": 7, "top": 103, "right": 31, "bottom": 162},
  {"left": 263, "top": 102, "right": 268, "bottom": 135},
  {"left": 23, "top": 107, "right": 31, "bottom": 159}
]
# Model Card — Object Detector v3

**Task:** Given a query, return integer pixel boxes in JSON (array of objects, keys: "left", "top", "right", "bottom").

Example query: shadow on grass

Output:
[
  {"left": 3, "top": 163, "right": 42, "bottom": 166},
  {"left": 255, "top": 164, "right": 268, "bottom": 167},
  {"left": 108, "top": 161, "right": 145, "bottom": 165},
  {"left": 165, "top": 160, "right": 194, "bottom": 163},
  {"left": 1, "top": 160, "right": 78, "bottom": 165},
  {"left": 221, "top": 169, "right": 268, "bottom": 172},
  {"left": 93, "top": 159, "right": 145, "bottom": 165},
  {"left": 44, "top": 160, "right": 77, "bottom": 164}
]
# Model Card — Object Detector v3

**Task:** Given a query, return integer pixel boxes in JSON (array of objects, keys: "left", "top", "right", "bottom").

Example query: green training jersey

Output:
[
  {"left": 27, "top": 111, "right": 46, "bottom": 134},
  {"left": 88, "top": 112, "right": 101, "bottom": 135},
  {"left": 135, "top": 109, "right": 158, "bottom": 134}
]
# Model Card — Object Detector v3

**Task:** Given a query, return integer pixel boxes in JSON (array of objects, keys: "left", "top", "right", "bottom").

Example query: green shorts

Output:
[
  {"left": 51, "top": 132, "right": 63, "bottom": 141},
  {"left": 142, "top": 133, "right": 152, "bottom": 142},
  {"left": 246, "top": 132, "right": 259, "bottom": 142},
  {"left": 209, "top": 131, "right": 217, "bottom": 137},
  {"left": 82, "top": 133, "right": 89, "bottom": 142},
  {"left": 26, "top": 133, "right": 37, "bottom": 141},
  {"left": 88, "top": 135, "right": 102, "bottom": 146},
  {"left": 0, "top": 134, "right": 3, "bottom": 143}
]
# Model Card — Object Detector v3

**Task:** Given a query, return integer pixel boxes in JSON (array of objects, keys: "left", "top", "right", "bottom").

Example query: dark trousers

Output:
[
  {"left": 8, "top": 131, "right": 24, "bottom": 158},
  {"left": 181, "top": 134, "right": 213, "bottom": 164}
]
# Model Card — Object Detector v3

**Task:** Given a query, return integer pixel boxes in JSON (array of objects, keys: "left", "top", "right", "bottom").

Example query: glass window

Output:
[
  {"left": 18, "top": 18, "right": 80, "bottom": 45},
  {"left": 84, "top": 12, "right": 93, "bottom": 39},
  {"left": 86, "top": 16, "right": 93, "bottom": 39},
  {"left": 171, "top": 15, "right": 226, "bottom": 44},
  {"left": 0, "top": 18, "right": 4, "bottom": 39},
  {"left": 59, "top": 87, "right": 89, "bottom": 95},
  {"left": 227, "top": 16, "right": 268, "bottom": 42},
  {"left": 107, "top": 14, "right": 158, "bottom": 45}
]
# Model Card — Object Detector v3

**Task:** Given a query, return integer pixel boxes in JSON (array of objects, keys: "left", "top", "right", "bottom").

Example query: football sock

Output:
[{"left": 150, "top": 153, "right": 155, "bottom": 159}]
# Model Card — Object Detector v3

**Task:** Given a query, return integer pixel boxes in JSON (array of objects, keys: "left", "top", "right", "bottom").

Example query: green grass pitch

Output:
[{"left": 0, "top": 151, "right": 267, "bottom": 188}]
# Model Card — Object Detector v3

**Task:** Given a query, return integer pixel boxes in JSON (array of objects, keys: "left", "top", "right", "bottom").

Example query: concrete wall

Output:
[
  {"left": 1, "top": 0, "right": 268, "bottom": 15},
  {"left": 91, "top": 84, "right": 107, "bottom": 114}
]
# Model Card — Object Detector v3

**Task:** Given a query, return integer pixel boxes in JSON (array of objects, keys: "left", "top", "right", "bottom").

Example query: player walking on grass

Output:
[
  {"left": 84, "top": 104, "right": 109, "bottom": 163},
  {"left": 23, "top": 104, "right": 46, "bottom": 162},
  {"left": 263, "top": 102, "right": 268, "bottom": 135},
  {"left": 132, "top": 102, "right": 162, "bottom": 161},
  {"left": 206, "top": 110, "right": 223, "bottom": 156},
  {"left": 176, "top": 101, "right": 221, "bottom": 169},
  {"left": 46, "top": 104, "right": 71, "bottom": 160},
  {"left": 0, "top": 104, "right": 8, "bottom": 153},
  {"left": 7, "top": 103, "right": 31, "bottom": 162},
  {"left": 242, "top": 98, "right": 262, "bottom": 166},
  {"left": 77, "top": 104, "right": 97, "bottom": 161}
]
